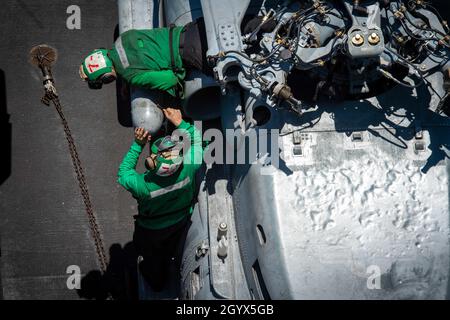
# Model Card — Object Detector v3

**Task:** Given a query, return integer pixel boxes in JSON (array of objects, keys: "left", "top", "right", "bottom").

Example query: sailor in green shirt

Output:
[
  {"left": 118, "top": 108, "right": 203, "bottom": 291},
  {"left": 78, "top": 20, "right": 209, "bottom": 98}
]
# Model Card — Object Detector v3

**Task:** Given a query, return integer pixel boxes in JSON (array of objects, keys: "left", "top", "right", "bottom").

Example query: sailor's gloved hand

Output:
[
  {"left": 134, "top": 127, "right": 151, "bottom": 146},
  {"left": 163, "top": 108, "right": 183, "bottom": 127}
]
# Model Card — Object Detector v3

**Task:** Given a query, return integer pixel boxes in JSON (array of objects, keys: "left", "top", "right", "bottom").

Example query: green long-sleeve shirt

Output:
[
  {"left": 117, "top": 120, "right": 203, "bottom": 230},
  {"left": 109, "top": 27, "right": 186, "bottom": 97}
]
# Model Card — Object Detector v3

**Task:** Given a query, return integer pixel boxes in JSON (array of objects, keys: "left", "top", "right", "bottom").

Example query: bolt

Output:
[
  {"left": 352, "top": 33, "right": 364, "bottom": 46},
  {"left": 368, "top": 32, "right": 380, "bottom": 45},
  {"left": 217, "top": 222, "right": 228, "bottom": 241}
]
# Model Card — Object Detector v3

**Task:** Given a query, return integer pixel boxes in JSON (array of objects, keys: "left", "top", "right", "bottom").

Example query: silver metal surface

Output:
[{"left": 117, "top": 0, "right": 450, "bottom": 300}]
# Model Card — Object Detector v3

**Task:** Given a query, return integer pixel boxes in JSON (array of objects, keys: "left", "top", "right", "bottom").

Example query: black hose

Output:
[{"left": 399, "top": 17, "right": 436, "bottom": 41}]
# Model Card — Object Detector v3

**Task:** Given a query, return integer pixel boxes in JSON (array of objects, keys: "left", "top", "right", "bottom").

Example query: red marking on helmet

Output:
[{"left": 88, "top": 63, "right": 99, "bottom": 73}]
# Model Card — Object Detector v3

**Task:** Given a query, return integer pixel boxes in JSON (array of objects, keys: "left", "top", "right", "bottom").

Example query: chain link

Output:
[
  {"left": 30, "top": 43, "right": 109, "bottom": 275},
  {"left": 44, "top": 89, "right": 108, "bottom": 273}
]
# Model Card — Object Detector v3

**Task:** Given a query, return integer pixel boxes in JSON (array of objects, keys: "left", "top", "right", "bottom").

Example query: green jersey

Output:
[
  {"left": 108, "top": 27, "right": 186, "bottom": 97},
  {"left": 117, "top": 120, "right": 203, "bottom": 229}
]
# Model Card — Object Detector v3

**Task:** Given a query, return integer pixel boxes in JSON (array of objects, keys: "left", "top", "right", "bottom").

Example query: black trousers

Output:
[
  {"left": 133, "top": 216, "right": 190, "bottom": 292},
  {"left": 180, "top": 19, "right": 213, "bottom": 76}
]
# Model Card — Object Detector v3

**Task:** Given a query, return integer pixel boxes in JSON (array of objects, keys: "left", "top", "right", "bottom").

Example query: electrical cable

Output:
[
  {"left": 424, "top": 3, "right": 450, "bottom": 33},
  {"left": 407, "top": 0, "right": 450, "bottom": 33},
  {"left": 379, "top": 68, "right": 424, "bottom": 88},
  {"left": 223, "top": 42, "right": 283, "bottom": 63},
  {"left": 246, "top": 9, "right": 279, "bottom": 43},
  {"left": 403, "top": 11, "right": 447, "bottom": 38},
  {"left": 390, "top": 4, "right": 450, "bottom": 48},
  {"left": 384, "top": 46, "right": 426, "bottom": 81}
]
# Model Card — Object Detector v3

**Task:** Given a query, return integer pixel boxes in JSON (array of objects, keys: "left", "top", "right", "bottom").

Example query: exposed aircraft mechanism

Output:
[
  {"left": 212, "top": 0, "right": 450, "bottom": 117},
  {"left": 118, "top": 0, "right": 450, "bottom": 300}
]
